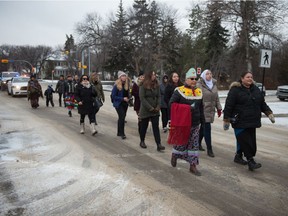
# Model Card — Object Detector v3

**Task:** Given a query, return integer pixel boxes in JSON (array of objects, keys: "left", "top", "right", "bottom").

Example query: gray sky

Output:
[{"left": 0, "top": 0, "right": 195, "bottom": 48}]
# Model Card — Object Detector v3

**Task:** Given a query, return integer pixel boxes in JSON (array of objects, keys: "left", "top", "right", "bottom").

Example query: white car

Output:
[
  {"left": 276, "top": 85, "right": 288, "bottom": 101},
  {"left": 7, "top": 76, "right": 30, "bottom": 97}
]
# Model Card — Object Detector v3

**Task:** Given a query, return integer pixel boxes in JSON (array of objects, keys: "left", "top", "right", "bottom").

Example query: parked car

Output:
[
  {"left": 0, "top": 71, "right": 20, "bottom": 91},
  {"left": 7, "top": 76, "right": 30, "bottom": 97},
  {"left": 276, "top": 85, "right": 288, "bottom": 101},
  {"left": 255, "top": 82, "right": 266, "bottom": 96}
]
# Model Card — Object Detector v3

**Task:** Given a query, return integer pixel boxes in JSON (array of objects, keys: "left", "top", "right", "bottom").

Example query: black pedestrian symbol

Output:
[{"left": 263, "top": 52, "right": 269, "bottom": 65}]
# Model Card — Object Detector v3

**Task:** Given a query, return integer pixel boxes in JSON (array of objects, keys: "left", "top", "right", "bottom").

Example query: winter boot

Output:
[
  {"left": 80, "top": 123, "right": 85, "bottom": 134},
  {"left": 68, "top": 110, "right": 72, "bottom": 117},
  {"left": 156, "top": 143, "right": 165, "bottom": 152},
  {"left": 248, "top": 158, "right": 262, "bottom": 171},
  {"left": 190, "top": 164, "right": 201, "bottom": 176},
  {"left": 90, "top": 123, "right": 98, "bottom": 136},
  {"left": 207, "top": 149, "right": 215, "bottom": 157},
  {"left": 140, "top": 141, "right": 147, "bottom": 149},
  {"left": 234, "top": 153, "right": 248, "bottom": 165},
  {"left": 171, "top": 155, "right": 177, "bottom": 167}
]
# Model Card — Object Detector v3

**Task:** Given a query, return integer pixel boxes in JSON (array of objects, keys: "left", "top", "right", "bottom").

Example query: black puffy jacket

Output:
[{"left": 223, "top": 82, "right": 272, "bottom": 128}]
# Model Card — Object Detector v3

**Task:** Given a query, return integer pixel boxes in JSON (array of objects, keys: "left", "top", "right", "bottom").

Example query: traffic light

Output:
[
  {"left": 1, "top": 59, "right": 9, "bottom": 63},
  {"left": 78, "top": 62, "right": 82, "bottom": 69}
]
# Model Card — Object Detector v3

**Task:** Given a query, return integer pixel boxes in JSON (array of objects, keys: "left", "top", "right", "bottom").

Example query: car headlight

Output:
[{"left": 12, "top": 85, "right": 20, "bottom": 89}]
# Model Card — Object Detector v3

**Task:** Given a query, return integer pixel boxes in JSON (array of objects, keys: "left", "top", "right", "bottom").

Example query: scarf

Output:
[
  {"left": 81, "top": 81, "right": 91, "bottom": 88},
  {"left": 201, "top": 69, "right": 213, "bottom": 90}
]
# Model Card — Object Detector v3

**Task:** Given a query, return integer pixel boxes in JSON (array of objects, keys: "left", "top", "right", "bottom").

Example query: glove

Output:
[
  {"left": 217, "top": 109, "right": 222, "bottom": 118},
  {"left": 223, "top": 120, "right": 230, "bottom": 130},
  {"left": 268, "top": 114, "right": 275, "bottom": 123}
]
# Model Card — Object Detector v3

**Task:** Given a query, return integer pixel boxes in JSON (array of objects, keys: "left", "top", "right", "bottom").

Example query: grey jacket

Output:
[{"left": 197, "top": 78, "right": 222, "bottom": 123}]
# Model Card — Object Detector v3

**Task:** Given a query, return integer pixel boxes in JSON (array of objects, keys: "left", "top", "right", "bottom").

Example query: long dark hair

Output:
[
  {"left": 168, "top": 72, "right": 182, "bottom": 86},
  {"left": 142, "top": 71, "right": 159, "bottom": 89}
]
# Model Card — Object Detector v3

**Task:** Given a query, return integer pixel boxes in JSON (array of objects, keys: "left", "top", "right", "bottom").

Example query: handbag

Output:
[{"left": 94, "top": 97, "right": 103, "bottom": 109}]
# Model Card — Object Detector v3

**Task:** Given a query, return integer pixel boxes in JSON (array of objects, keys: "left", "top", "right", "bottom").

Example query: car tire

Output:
[{"left": 11, "top": 89, "right": 15, "bottom": 97}]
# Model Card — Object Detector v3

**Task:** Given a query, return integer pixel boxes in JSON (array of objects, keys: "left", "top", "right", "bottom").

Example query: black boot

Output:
[
  {"left": 199, "top": 145, "right": 205, "bottom": 151},
  {"left": 171, "top": 155, "right": 177, "bottom": 167},
  {"left": 157, "top": 143, "right": 165, "bottom": 151},
  {"left": 68, "top": 110, "right": 72, "bottom": 117},
  {"left": 140, "top": 141, "right": 147, "bottom": 149},
  {"left": 207, "top": 149, "right": 215, "bottom": 157},
  {"left": 234, "top": 153, "right": 248, "bottom": 165},
  {"left": 248, "top": 158, "right": 262, "bottom": 171}
]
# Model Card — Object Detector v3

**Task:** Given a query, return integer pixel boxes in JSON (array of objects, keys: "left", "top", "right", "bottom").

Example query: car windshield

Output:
[{"left": 13, "top": 77, "right": 30, "bottom": 82}]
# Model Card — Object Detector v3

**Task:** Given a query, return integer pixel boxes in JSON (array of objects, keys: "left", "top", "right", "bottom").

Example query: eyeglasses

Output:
[
  {"left": 82, "top": 78, "right": 88, "bottom": 80},
  {"left": 189, "top": 78, "right": 198, "bottom": 81}
]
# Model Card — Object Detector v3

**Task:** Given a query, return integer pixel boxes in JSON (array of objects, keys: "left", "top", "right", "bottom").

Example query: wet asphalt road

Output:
[{"left": 0, "top": 83, "right": 288, "bottom": 216}]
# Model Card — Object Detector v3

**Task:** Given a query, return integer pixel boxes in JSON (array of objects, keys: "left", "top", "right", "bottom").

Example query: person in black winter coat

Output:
[
  {"left": 55, "top": 75, "right": 65, "bottom": 107},
  {"left": 223, "top": 71, "right": 275, "bottom": 171},
  {"left": 44, "top": 85, "right": 55, "bottom": 107},
  {"left": 75, "top": 75, "right": 98, "bottom": 136}
]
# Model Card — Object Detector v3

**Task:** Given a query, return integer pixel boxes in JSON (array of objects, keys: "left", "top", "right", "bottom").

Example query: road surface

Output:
[{"left": 0, "top": 83, "right": 287, "bottom": 216}]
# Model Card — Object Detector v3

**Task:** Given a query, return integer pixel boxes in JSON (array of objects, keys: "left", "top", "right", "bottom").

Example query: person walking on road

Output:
[
  {"left": 27, "top": 74, "right": 43, "bottom": 109},
  {"left": 160, "top": 74, "right": 169, "bottom": 133},
  {"left": 131, "top": 71, "right": 145, "bottom": 135},
  {"left": 139, "top": 71, "right": 165, "bottom": 152},
  {"left": 164, "top": 72, "right": 182, "bottom": 120},
  {"left": 197, "top": 69, "right": 222, "bottom": 157},
  {"left": 44, "top": 85, "right": 55, "bottom": 107},
  {"left": 168, "top": 68, "right": 204, "bottom": 176},
  {"left": 55, "top": 75, "right": 65, "bottom": 107},
  {"left": 223, "top": 71, "right": 275, "bottom": 171},
  {"left": 90, "top": 72, "right": 105, "bottom": 125},
  {"left": 64, "top": 75, "right": 76, "bottom": 117},
  {"left": 111, "top": 71, "right": 132, "bottom": 139},
  {"left": 75, "top": 75, "right": 98, "bottom": 135}
]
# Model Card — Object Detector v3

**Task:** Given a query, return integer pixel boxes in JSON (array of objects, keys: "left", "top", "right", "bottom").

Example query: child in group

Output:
[{"left": 44, "top": 85, "right": 55, "bottom": 107}]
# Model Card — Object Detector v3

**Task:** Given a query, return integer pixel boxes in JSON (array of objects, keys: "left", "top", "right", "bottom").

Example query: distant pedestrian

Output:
[
  {"left": 44, "top": 85, "right": 55, "bottom": 107},
  {"left": 73, "top": 74, "right": 79, "bottom": 87},
  {"left": 111, "top": 71, "right": 132, "bottom": 139},
  {"left": 223, "top": 71, "right": 275, "bottom": 171},
  {"left": 197, "top": 69, "right": 222, "bottom": 157},
  {"left": 131, "top": 71, "right": 145, "bottom": 134},
  {"left": 139, "top": 71, "right": 165, "bottom": 151},
  {"left": 90, "top": 72, "right": 105, "bottom": 125},
  {"left": 55, "top": 75, "right": 65, "bottom": 107},
  {"left": 160, "top": 74, "right": 169, "bottom": 133},
  {"left": 168, "top": 68, "right": 204, "bottom": 176},
  {"left": 27, "top": 74, "right": 43, "bottom": 109},
  {"left": 64, "top": 74, "right": 76, "bottom": 117},
  {"left": 75, "top": 75, "right": 98, "bottom": 135}
]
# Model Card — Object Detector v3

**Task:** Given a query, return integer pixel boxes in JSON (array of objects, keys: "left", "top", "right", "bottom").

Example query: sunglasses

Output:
[
  {"left": 82, "top": 78, "right": 88, "bottom": 80},
  {"left": 189, "top": 78, "right": 198, "bottom": 81}
]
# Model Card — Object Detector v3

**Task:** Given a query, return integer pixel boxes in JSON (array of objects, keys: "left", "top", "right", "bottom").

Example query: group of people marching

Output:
[{"left": 27, "top": 67, "right": 275, "bottom": 176}]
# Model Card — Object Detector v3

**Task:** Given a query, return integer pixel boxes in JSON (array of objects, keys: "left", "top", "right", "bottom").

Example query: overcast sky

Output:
[{"left": 0, "top": 0, "right": 197, "bottom": 48}]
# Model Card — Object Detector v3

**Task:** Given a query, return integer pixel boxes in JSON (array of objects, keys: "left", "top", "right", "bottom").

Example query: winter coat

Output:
[
  {"left": 64, "top": 80, "right": 76, "bottom": 95},
  {"left": 75, "top": 83, "right": 97, "bottom": 115},
  {"left": 139, "top": 84, "right": 161, "bottom": 119},
  {"left": 197, "top": 78, "right": 222, "bottom": 123},
  {"left": 111, "top": 78, "right": 131, "bottom": 109},
  {"left": 169, "top": 85, "right": 205, "bottom": 127},
  {"left": 55, "top": 80, "right": 65, "bottom": 94},
  {"left": 131, "top": 79, "right": 142, "bottom": 112},
  {"left": 223, "top": 82, "right": 272, "bottom": 128},
  {"left": 160, "top": 83, "right": 168, "bottom": 108},
  {"left": 92, "top": 81, "right": 105, "bottom": 102},
  {"left": 27, "top": 80, "right": 43, "bottom": 98}
]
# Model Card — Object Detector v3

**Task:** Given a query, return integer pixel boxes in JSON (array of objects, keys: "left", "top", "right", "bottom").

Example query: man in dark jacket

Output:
[{"left": 55, "top": 75, "right": 65, "bottom": 107}]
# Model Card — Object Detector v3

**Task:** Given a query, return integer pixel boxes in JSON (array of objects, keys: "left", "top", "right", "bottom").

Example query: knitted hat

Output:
[
  {"left": 118, "top": 70, "right": 126, "bottom": 78},
  {"left": 186, "top": 68, "right": 197, "bottom": 79}
]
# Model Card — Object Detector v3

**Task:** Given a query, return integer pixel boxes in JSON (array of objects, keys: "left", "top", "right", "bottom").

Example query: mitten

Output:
[
  {"left": 223, "top": 120, "right": 230, "bottom": 130},
  {"left": 268, "top": 114, "right": 275, "bottom": 123},
  {"left": 217, "top": 109, "right": 222, "bottom": 118}
]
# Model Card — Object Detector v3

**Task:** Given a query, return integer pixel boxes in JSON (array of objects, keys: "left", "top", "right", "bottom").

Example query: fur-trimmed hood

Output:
[{"left": 229, "top": 81, "right": 241, "bottom": 89}]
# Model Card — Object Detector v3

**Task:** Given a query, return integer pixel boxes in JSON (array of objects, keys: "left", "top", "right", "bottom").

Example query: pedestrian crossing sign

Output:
[{"left": 259, "top": 49, "right": 272, "bottom": 68}]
